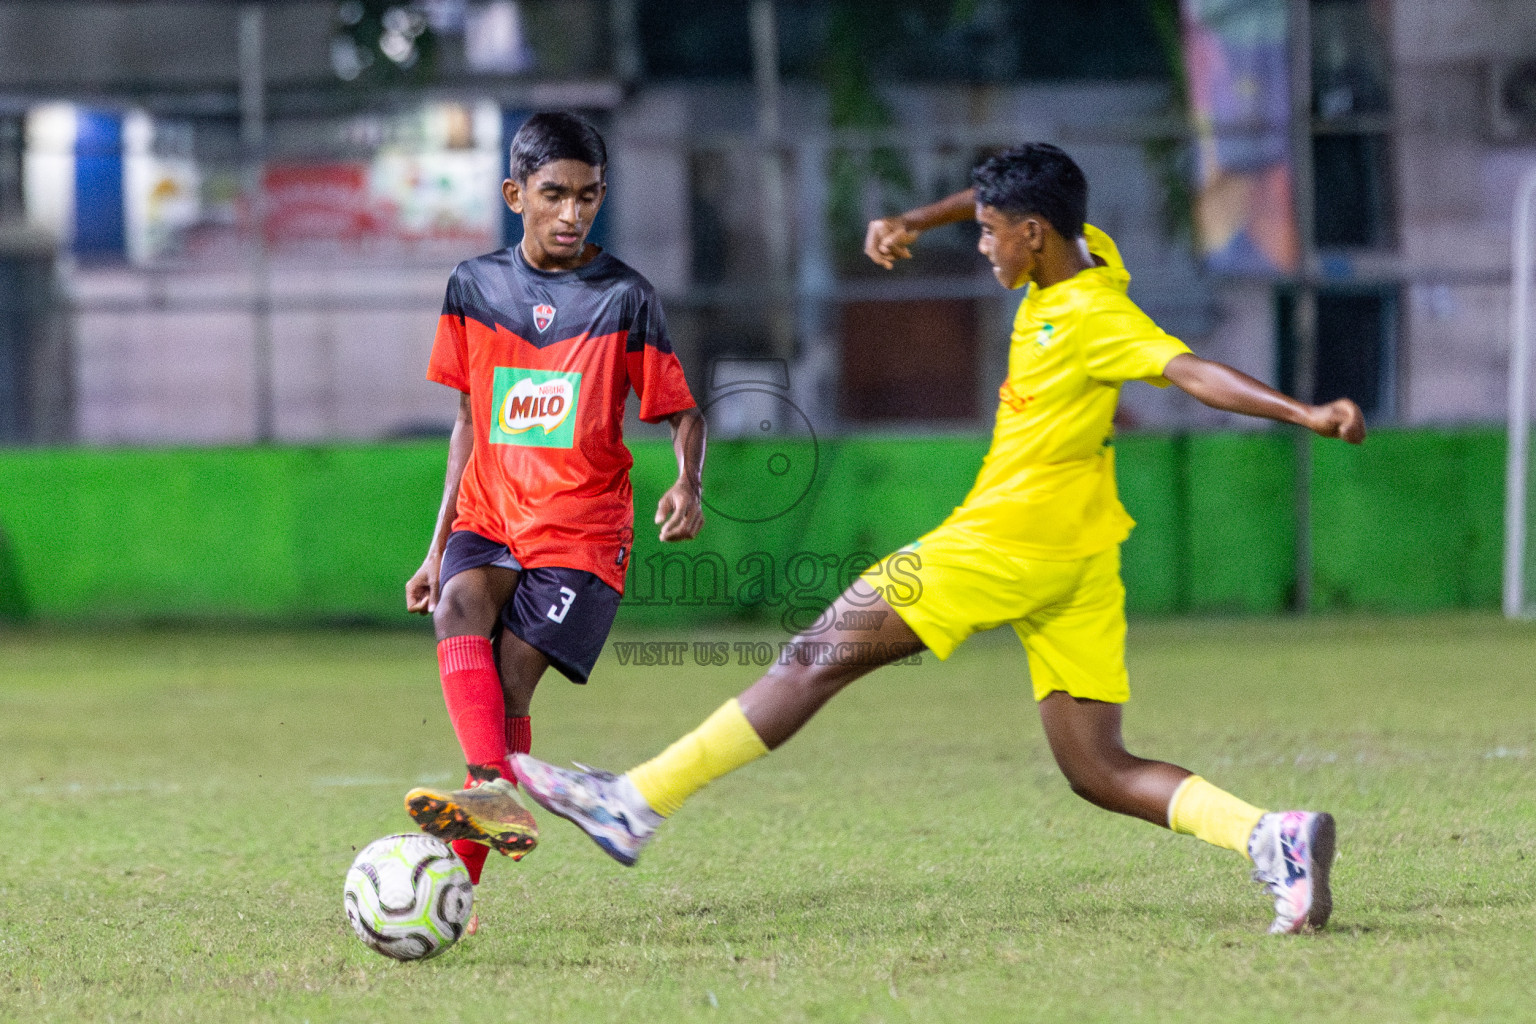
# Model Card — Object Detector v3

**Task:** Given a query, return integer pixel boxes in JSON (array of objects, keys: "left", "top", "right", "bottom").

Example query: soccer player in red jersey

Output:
[{"left": 402, "top": 113, "right": 704, "bottom": 930}]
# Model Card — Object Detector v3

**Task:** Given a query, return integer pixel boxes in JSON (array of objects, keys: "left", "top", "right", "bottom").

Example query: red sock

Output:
[
  {"left": 457, "top": 720, "right": 530, "bottom": 885},
  {"left": 452, "top": 782, "right": 491, "bottom": 884},
  {"left": 438, "top": 635, "right": 510, "bottom": 887},
  {"left": 437, "top": 635, "right": 512, "bottom": 778},
  {"left": 508, "top": 715, "right": 532, "bottom": 758}
]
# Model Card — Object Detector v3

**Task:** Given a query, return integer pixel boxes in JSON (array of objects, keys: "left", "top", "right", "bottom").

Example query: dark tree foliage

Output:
[
  {"left": 636, "top": 0, "right": 1172, "bottom": 83},
  {"left": 332, "top": 0, "right": 439, "bottom": 87},
  {"left": 633, "top": 1, "right": 1189, "bottom": 261}
]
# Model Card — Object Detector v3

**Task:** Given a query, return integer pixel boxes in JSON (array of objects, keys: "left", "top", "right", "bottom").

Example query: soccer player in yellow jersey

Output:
[{"left": 500, "top": 144, "right": 1364, "bottom": 933}]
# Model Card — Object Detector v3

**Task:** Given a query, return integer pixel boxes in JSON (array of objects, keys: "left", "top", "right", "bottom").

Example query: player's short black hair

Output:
[
  {"left": 508, "top": 112, "right": 607, "bottom": 181},
  {"left": 970, "top": 143, "right": 1087, "bottom": 239}
]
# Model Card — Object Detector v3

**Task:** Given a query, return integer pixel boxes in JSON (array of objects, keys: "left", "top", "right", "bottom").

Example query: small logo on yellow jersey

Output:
[
  {"left": 999, "top": 379, "right": 1036, "bottom": 412},
  {"left": 1033, "top": 323, "right": 1056, "bottom": 351}
]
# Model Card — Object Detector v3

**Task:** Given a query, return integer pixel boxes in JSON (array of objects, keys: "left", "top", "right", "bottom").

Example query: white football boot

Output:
[
  {"left": 1249, "top": 810, "right": 1336, "bottom": 934},
  {"left": 512, "top": 754, "right": 663, "bottom": 867}
]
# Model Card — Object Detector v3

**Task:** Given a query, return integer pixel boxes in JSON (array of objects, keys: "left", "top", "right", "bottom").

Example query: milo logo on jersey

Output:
[{"left": 490, "top": 367, "right": 581, "bottom": 448}]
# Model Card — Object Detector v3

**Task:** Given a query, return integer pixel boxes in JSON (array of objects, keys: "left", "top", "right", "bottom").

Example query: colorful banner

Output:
[
  {"left": 24, "top": 101, "right": 504, "bottom": 264},
  {"left": 124, "top": 112, "right": 201, "bottom": 265},
  {"left": 260, "top": 102, "right": 502, "bottom": 253},
  {"left": 22, "top": 105, "right": 128, "bottom": 260},
  {"left": 261, "top": 163, "right": 382, "bottom": 244},
  {"left": 259, "top": 152, "right": 499, "bottom": 251},
  {"left": 369, "top": 150, "right": 501, "bottom": 244},
  {"left": 1180, "top": 0, "right": 1299, "bottom": 276}
]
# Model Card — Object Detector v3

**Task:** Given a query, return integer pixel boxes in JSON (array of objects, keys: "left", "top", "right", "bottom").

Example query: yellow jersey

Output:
[{"left": 936, "top": 225, "right": 1190, "bottom": 560}]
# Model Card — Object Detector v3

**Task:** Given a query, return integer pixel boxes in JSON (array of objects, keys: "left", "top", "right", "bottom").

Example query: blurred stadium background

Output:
[
  {"left": 7, "top": 8, "right": 1536, "bottom": 1020},
  {"left": 0, "top": 0, "right": 1534, "bottom": 626}
]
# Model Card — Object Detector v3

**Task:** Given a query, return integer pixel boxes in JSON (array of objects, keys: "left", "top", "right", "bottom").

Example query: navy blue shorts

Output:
[{"left": 439, "top": 530, "right": 621, "bottom": 684}]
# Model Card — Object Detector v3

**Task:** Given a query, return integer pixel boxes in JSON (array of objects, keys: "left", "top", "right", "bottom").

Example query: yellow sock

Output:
[
  {"left": 1168, "top": 776, "right": 1267, "bottom": 858},
  {"left": 626, "top": 698, "right": 769, "bottom": 817}
]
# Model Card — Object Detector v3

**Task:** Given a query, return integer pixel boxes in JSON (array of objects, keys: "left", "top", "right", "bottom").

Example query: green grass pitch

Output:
[{"left": 2, "top": 615, "right": 1534, "bottom": 1022}]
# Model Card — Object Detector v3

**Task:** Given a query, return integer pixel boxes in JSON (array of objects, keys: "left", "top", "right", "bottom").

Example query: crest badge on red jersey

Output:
[{"left": 533, "top": 303, "right": 556, "bottom": 332}]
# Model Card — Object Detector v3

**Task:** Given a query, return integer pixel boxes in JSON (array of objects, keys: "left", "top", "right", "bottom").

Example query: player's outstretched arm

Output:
[
  {"left": 655, "top": 406, "right": 705, "bottom": 542},
  {"left": 864, "top": 188, "right": 977, "bottom": 269},
  {"left": 1162, "top": 353, "right": 1366, "bottom": 444},
  {"left": 407, "top": 392, "right": 474, "bottom": 614}
]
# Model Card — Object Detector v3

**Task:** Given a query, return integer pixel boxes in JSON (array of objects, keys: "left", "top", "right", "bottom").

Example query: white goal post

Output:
[{"left": 1505, "top": 167, "right": 1536, "bottom": 619}]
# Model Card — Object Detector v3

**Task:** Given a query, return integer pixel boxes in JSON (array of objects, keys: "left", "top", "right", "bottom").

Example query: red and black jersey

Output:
[{"left": 427, "top": 246, "right": 695, "bottom": 592}]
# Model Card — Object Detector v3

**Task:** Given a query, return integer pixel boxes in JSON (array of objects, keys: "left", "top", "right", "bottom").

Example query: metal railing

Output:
[{"left": 1503, "top": 167, "right": 1536, "bottom": 619}]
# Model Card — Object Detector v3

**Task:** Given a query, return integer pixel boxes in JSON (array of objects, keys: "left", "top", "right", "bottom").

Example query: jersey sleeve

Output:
[
  {"left": 426, "top": 269, "right": 470, "bottom": 393},
  {"left": 1081, "top": 294, "right": 1192, "bottom": 388},
  {"left": 625, "top": 290, "right": 696, "bottom": 423}
]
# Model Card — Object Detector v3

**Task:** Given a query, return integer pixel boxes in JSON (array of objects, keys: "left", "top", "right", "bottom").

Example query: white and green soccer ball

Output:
[{"left": 344, "top": 833, "right": 473, "bottom": 961}]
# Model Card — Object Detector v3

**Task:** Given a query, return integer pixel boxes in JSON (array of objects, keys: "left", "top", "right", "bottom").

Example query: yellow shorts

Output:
[{"left": 859, "top": 528, "right": 1128, "bottom": 703}]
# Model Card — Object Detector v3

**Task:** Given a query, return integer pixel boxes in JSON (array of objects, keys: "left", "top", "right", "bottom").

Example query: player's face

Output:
[
  {"left": 976, "top": 204, "right": 1039, "bottom": 290},
  {"left": 504, "top": 159, "right": 606, "bottom": 270}
]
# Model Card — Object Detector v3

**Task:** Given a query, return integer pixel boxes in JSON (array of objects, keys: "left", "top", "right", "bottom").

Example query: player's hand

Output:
[
  {"left": 655, "top": 480, "right": 703, "bottom": 542},
  {"left": 406, "top": 552, "right": 443, "bottom": 614},
  {"left": 864, "top": 216, "right": 919, "bottom": 270},
  {"left": 1306, "top": 398, "right": 1366, "bottom": 445}
]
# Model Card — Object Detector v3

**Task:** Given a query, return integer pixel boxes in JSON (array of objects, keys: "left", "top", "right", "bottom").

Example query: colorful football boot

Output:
[
  {"left": 1249, "top": 810, "right": 1336, "bottom": 934},
  {"left": 512, "top": 754, "right": 661, "bottom": 867},
  {"left": 404, "top": 777, "right": 538, "bottom": 860}
]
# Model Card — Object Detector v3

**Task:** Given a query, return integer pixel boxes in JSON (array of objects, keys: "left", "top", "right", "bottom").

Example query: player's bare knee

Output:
[
  {"left": 771, "top": 660, "right": 853, "bottom": 707},
  {"left": 1060, "top": 757, "right": 1121, "bottom": 807},
  {"left": 1065, "top": 776, "right": 1099, "bottom": 804},
  {"left": 433, "top": 585, "right": 491, "bottom": 640},
  {"left": 1062, "top": 768, "right": 1100, "bottom": 804}
]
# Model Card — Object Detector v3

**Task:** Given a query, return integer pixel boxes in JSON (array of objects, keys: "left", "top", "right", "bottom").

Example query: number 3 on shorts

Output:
[{"left": 547, "top": 586, "right": 577, "bottom": 623}]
